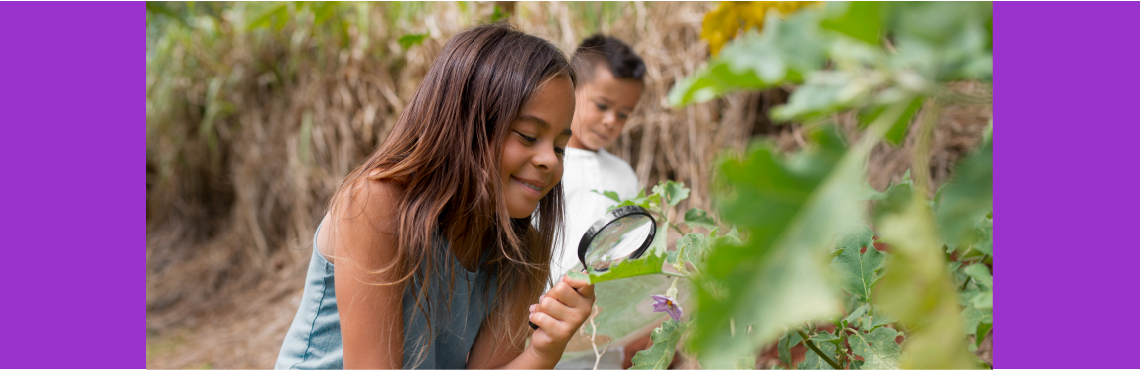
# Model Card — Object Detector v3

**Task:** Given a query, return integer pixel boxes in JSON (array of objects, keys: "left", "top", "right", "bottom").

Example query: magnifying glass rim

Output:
[{"left": 577, "top": 205, "right": 657, "bottom": 270}]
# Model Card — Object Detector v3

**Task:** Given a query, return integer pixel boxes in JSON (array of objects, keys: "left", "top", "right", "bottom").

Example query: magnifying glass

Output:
[{"left": 529, "top": 205, "right": 657, "bottom": 330}]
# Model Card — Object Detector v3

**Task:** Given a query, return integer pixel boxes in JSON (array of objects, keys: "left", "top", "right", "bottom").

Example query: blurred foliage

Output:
[
  {"left": 701, "top": 1, "right": 822, "bottom": 55},
  {"left": 655, "top": 2, "right": 993, "bottom": 369}
]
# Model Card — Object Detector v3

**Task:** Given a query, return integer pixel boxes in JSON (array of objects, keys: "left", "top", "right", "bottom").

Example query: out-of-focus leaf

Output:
[
  {"left": 770, "top": 70, "right": 872, "bottom": 121},
  {"left": 821, "top": 1, "right": 883, "bottom": 44},
  {"left": 875, "top": 194, "right": 978, "bottom": 369},
  {"left": 684, "top": 208, "right": 717, "bottom": 230},
  {"left": 848, "top": 327, "right": 903, "bottom": 369},
  {"left": 671, "top": 10, "right": 827, "bottom": 106},
  {"left": 630, "top": 320, "right": 685, "bottom": 369},
  {"left": 830, "top": 225, "right": 885, "bottom": 302},
  {"left": 591, "top": 189, "right": 622, "bottom": 203},
  {"left": 694, "top": 126, "right": 876, "bottom": 368},
  {"left": 248, "top": 3, "right": 288, "bottom": 30},
  {"left": 937, "top": 138, "right": 992, "bottom": 249},
  {"left": 489, "top": 5, "right": 509, "bottom": 22},
  {"left": 397, "top": 33, "right": 428, "bottom": 49},
  {"left": 858, "top": 96, "right": 923, "bottom": 146},
  {"left": 975, "top": 321, "right": 992, "bottom": 348}
]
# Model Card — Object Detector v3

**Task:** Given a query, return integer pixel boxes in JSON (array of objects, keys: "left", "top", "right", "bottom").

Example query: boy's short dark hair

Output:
[{"left": 571, "top": 34, "right": 646, "bottom": 83}]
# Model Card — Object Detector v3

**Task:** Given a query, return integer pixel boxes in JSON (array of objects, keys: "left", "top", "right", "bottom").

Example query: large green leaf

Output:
[
  {"left": 848, "top": 327, "right": 903, "bottom": 369},
  {"left": 694, "top": 126, "right": 877, "bottom": 368},
  {"left": 630, "top": 320, "right": 685, "bottom": 370},
  {"left": 830, "top": 225, "right": 886, "bottom": 302},
  {"left": 875, "top": 194, "right": 979, "bottom": 369}
]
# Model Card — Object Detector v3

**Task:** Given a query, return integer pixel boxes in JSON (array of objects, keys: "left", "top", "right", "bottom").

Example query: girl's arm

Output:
[
  {"left": 467, "top": 276, "right": 596, "bottom": 369},
  {"left": 332, "top": 180, "right": 406, "bottom": 369}
]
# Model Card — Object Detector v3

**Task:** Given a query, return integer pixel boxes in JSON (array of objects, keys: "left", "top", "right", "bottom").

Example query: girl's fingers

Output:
[
  {"left": 528, "top": 311, "right": 568, "bottom": 337},
  {"left": 535, "top": 295, "right": 576, "bottom": 321},
  {"left": 562, "top": 275, "right": 595, "bottom": 300}
]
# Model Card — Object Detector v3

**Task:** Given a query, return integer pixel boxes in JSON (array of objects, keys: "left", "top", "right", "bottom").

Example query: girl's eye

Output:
[
  {"left": 595, "top": 102, "right": 608, "bottom": 111},
  {"left": 554, "top": 146, "right": 566, "bottom": 156},
  {"left": 516, "top": 131, "right": 537, "bottom": 144},
  {"left": 618, "top": 113, "right": 629, "bottom": 120}
]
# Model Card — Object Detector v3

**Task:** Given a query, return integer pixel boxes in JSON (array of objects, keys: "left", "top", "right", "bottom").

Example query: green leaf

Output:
[
  {"left": 653, "top": 180, "right": 690, "bottom": 208},
  {"left": 875, "top": 194, "right": 978, "bottom": 369},
  {"left": 397, "top": 33, "right": 428, "bottom": 49},
  {"left": 630, "top": 320, "right": 685, "bottom": 370},
  {"left": 975, "top": 321, "right": 992, "bottom": 347},
  {"left": 770, "top": 71, "right": 871, "bottom": 121},
  {"left": 592, "top": 189, "right": 622, "bottom": 203},
  {"left": 868, "top": 314, "right": 896, "bottom": 330},
  {"left": 848, "top": 327, "right": 903, "bottom": 369},
  {"left": 669, "top": 10, "right": 826, "bottom": 106},
  {"left": 830, "top": 225, "right": 886, "bottom": 302},
  {"left": 582, "top": 230, "right": 667, "bottom": 284},
  {"left": 778, "top": 330, "right": 804, "bottom": 366},
  {"left": 962, "top": 303, "right": 993, "bottom": 339},
  {"left": 858, "top": 96, "right": 923, "bottom": 146},
  {"left": 684, "top": 208, "right": 717, "bottom": 230},
  {"left": 844, "top": 304, "right": 869, "bottom": 324},
  {"left": 695, "top": 126, "right": 876, "bottom": 368},
  {"left": 935, "top": 118, "right": 992, "bottom": 250},
  {"left": 665, "top": 250, "right": 679, "bottom": 264},
  {"left": 962, "top": 263, "right": 992, "bottom": 291},
  {"left": 677, "top": 233, "right": 712, "bottom": 267},
  {"left": 821, "top": 1, "right": 883, "bottom": 44},
  {"left": 797, "top": 339, "right": 839, "bottom": 370},
  {"left": 813, "top": 331, "right": 841, "bottom": 344}
]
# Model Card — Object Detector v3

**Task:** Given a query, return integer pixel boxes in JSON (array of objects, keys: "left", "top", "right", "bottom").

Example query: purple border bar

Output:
[
  {"left": 998, "top": 2, "right": 1140, "bottom": 369},
  {"left": 0, "top": 2, "right": 140, "bottom": 368}
]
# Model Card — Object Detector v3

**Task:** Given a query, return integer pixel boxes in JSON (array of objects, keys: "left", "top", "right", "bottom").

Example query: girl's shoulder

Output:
[{"left": 321, "top": 176, "right": 404, "bottom": 264}]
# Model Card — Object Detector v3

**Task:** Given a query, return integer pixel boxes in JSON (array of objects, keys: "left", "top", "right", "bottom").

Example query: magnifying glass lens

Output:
[{"left": 583, "top": 214, "right": 654, "bottom": 271}]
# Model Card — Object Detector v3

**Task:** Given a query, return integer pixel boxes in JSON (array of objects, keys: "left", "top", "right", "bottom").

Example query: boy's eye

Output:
[
  {"left": 618, "top": 113, "right": 629, "bottom": 120},
  {"left": 554, "top": 146, "right": 566, "bottom": 156},
  {"left": 595, "top": 102, "right": 608, "bottom": 111}
]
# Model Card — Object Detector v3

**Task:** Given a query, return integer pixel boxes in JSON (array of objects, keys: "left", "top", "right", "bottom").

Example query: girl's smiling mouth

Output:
[{"left": 512, "top": 176, "right": 547, "bottom": 195}]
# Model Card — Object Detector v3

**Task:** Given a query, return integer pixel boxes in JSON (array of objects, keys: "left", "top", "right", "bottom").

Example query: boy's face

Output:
[{"left": 567, "top": 63, "right": 643, "bottom": 151}]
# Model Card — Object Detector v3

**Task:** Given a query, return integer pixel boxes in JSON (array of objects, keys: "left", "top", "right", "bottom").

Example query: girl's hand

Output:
[{"left": 527, "top": 275, "right": 595, "bottom": 358}]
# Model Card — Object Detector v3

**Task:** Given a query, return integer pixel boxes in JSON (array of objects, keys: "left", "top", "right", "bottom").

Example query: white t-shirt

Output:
[{"left": 551, "top": 147, "right": 640, "bottom": 283}]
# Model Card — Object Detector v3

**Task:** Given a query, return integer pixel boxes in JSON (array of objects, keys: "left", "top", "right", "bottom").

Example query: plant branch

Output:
[{"left": 798, "top": 330, "right": 843, "bottom": 370}]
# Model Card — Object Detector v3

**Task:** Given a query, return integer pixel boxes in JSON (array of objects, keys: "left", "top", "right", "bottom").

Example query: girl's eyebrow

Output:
[{"left": 519, "top": 114, "right": 572, "bottom": 136}]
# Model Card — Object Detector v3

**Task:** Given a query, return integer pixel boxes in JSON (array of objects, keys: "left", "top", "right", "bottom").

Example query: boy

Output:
[
  {"left": 552, "top": 34, "right": 646, "bottom": 284},
  {"left": 550, "top": 35, "right": 647, "bottom": 369}
]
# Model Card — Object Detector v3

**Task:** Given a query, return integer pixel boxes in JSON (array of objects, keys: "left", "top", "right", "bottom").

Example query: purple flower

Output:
[{"left": 651, "top": 294, "right": 683, "bottom": 321}]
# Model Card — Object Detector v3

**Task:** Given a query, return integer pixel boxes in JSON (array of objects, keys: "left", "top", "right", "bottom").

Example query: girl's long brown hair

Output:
[{"left": 326, "top": 23, "right": 575, "bottom": 366}]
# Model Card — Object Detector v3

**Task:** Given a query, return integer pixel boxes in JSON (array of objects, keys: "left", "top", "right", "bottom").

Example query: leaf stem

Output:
[
  {"left": 660, "top": 271, "right": 688, "bottom": 279},
  {"left": 798, "top": 330, "right": 843, "bottom": 370}
]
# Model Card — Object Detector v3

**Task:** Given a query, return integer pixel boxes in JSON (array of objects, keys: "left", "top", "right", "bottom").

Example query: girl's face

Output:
[{"left": 500, "top": 76, "right": 576, "bottom": 219}]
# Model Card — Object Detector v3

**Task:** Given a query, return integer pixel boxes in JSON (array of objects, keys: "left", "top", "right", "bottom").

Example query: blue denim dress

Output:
[{"left": 275, "top": 222, "right": 498, "bottom": 369}]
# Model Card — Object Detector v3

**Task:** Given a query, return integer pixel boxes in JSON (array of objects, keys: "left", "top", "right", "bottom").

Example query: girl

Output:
[{"left": 275, "top": 24, "right": 594, "bottom": 369}]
